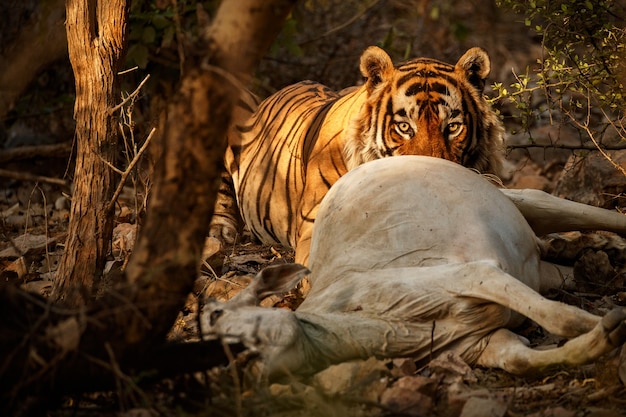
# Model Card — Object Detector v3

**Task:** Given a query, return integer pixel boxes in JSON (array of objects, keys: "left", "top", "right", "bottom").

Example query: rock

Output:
[
  {"left": 0, "top": 233, "right": 57, "bottom": 258},
  {"left": 390, "top": 358, "right": 417, "bottom": 377},
  {"left": 459, "top": 397, "right": 507, "bottom": 417},
  {"left": 428, "top": 351, "right": 477, "bottom": 384},
  {"left": 525, "top": 407, "right": 575, "bottom": 417},
  {"left": 573, "top": 250, "right": 616, "bottom": 293},
  {"left": 381, "top": 376, "right": 437, "bottom": 416},
  {"left": 506, "top": 160, "right": 553, "bottom": 191},
  {"left": 554, "top": 151, "right": 626, "bottom": 209},
  {"left": 506, "top": 123, "right": 580, "bottom": 170},
  {"left": 617, "top": 346, "right": 626, "bottom": 385},
  {"left": 313, "top": 357, "right": 390, "bottom": 400},
  {"left": 112, "top": 222, "right": 137, "bottom": 258},
  {"left": 54, "top": 195, "right": 68, "bottom": 210}
]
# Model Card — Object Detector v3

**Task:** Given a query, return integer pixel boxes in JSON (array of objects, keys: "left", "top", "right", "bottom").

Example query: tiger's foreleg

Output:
[{"left": 209, "top": 170, "right": 242, "bottom": 248}]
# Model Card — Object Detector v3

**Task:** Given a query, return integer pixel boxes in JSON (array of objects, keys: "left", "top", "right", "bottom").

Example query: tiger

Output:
[{"left": 209, "top": 46, "right": 505, "bottom": 265}]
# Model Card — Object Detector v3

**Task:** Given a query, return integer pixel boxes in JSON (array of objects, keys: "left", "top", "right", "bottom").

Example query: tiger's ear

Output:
[
  {"left": 360, "top": 46, "right": 394, "bottom": 90},
  {"left": 456, "top": 47, "right": 491, "bottom": 93}
]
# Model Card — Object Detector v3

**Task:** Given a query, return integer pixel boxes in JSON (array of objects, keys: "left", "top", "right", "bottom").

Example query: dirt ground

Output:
[
  {"left": 2, "top": 1, "right": 626, "bottom": 415},
  {"left": 1, "top": 180, "right": 626, "bottom": 416}
]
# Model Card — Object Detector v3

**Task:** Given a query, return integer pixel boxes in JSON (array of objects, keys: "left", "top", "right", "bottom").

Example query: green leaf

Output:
[
  {"left": 142, "top": 26, "right": 156, "bottom": 44},
  {"left": 429, "top": 5, "right": 440, "bottom": 20},
  {"left": 162, "top": 26, "right": 175, "bottom": 48},
  {"left": 128, "top": 23, "right": 144, "bottom": 41},
  {"left": 126, "top": 44, "right": 149, "bottom": 69},
  {"left": 151, "top": 14, "right": 170, "bottom": 30}
]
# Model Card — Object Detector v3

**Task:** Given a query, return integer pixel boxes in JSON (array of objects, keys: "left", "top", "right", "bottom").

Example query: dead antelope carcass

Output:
[{"left": 202, "top": 156, "right": 626, "bottom": 380}]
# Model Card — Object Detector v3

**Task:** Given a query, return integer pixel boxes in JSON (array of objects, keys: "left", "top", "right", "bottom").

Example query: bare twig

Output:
[
  {"left": 202, "top": 259, "right": 220, "bottom": 280},
  {"left": 34, "top": 184, "right": 52, "bottom": 276},
  {"left": 171, "top": 0, "right": 185, "bottom": 76},
  {"left": 0, "top": 168, "right": 68, "bottom": 186},
  {"left": 105, "top": 127, "right": 156, "bottom": 214},
  {"left": 508, "top": 142, "right": 626, "bottom": 151},
  {"left": 108, "top": 74, "right": 151, "bottom": 116},
  {"left": 562, "top": 92, "right": 626, "bottom": 177},
  {"left": 300, "top": 0, "right": 381, "bottom": 46},
  {"left": 222, "top": 340, "right": 243, "bottom": 417},
  {"left": 98, "top": 155, "right": 125, "bottom": 175},
  {"left": 118, "top": 66, "right": 139, "bottom": 75},
  {"left": 580, "top": 123, "right": 626, "bottom": 177},
  {"left": 0, "top": 142, "right": 72, "bottom": 164},
  {"left": 201, "top": 63, "right": 249, "bottom": 93}
]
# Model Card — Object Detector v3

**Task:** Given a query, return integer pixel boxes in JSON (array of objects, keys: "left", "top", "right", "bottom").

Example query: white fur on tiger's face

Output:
[{"left": 210, "top": 46, "right": 505, "bottom": 265}]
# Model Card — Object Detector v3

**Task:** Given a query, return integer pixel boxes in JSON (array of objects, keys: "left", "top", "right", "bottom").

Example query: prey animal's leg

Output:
[
  {"left": 476, "top": 308, "right": 626, "bottom": 375},
  {"left": 537, "top": 260, "right": 575, "bottom": 293},
  {"left": 500, "top": 188, "right": 626, "bottom": 236},
  {"left": 449, "top": 261, "right": 599, "bottom": 337}
]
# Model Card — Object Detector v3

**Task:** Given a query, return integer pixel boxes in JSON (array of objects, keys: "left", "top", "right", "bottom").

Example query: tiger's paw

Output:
[{"left": 208, "top": 219, "right": 238, "bottom": 246}]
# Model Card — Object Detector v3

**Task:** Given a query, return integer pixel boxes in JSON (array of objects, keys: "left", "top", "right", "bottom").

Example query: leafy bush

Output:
[{"left": 494, "top": 0, "right": 626, "bottom": 149}]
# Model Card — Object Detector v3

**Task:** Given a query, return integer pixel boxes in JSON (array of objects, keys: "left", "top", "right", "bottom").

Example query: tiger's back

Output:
[
  {"left": 228, "top": 81, "right": 344, "bottom": 247},
  {"left": 211, "top": 46, "right": 504, "bottom": 264}
]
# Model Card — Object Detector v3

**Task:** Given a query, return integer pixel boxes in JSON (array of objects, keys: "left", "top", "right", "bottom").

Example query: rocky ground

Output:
[
  {"left": 2, "top": 153, "right": 626, "bottom": 416},
  {"left": 2, "top": 1, "right": 626, "bottom": 415}
]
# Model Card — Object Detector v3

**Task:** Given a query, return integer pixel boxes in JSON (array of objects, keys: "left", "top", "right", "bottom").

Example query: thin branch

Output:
[
  {"left": 222, "top": 340, "right": 243, "bottom": 417},
  {"left": 118, "top": 66, "right": 139, "bottom": 75},
  {"left": 508, "top": 142, "right": 626, "bottom": 151},
  {"left": 201, "top": 63, "right": 249, "bottom": 93},
  {"left": 562, "top": 91, "right": 626, "bottom": 177},
  {"left": 300, "top": 0, "right": 381, "bottom": 46},
  {"left": 171, "top": 0, "right": 186, "bottom": 76},
  {"left": 0, "top": 142, "right": 72, "bottom": 164},
  {"left": 105, "top": 127, "right": 156, "bottom": 214},
  {"left": 580, "top": 123, "right": 626, "bottom": 177},
  {"left": 98, "top": 155, "right": 125, "bottom": 175},
  {"left": 0, "top": 168, "right": 68, "bottom": 187},
  {"left": 108, "top": 74, "right": 151, "bottom": 116}
]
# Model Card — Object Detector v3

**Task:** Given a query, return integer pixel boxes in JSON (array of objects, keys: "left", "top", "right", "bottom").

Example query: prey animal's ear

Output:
[
  {"left": 360, "top": 46, "right": 394, "bottom": 91},
  {"left": 226, "top": 264, "right": 310, "bottom": 307},
  {"left": 456, "top": 47, "right": 491, "bottom": 92},
  {"left": 254, "top": 263, "right": 310, "bottom": 300}
]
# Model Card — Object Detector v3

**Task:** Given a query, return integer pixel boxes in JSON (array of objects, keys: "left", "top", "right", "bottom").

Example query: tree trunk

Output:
[
  {"left": 0, "top": 0, "right": 294, "bottom": 410},
  {"left": 123, "top": 0, "right": 296, "bottom": 344},
  {"left": 52, "top": 0, "right": 129, "bottom": 306},
  {"left": 0, "top": 0, "right": 67, "bottom": 121}
]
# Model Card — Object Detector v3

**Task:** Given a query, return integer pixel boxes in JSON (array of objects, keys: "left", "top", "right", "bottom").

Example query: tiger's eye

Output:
[
  {"left": 395, "top": 122, "right": 413, "bottom": 137},
  {"left": 398, "top": 122, "right": 410, "bottom": 132},
  {"left": 447, "top": 122, "right": 462, "bottom": 136}
]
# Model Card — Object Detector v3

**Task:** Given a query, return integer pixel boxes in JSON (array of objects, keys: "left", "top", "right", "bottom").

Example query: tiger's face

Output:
[{"left": 344, "top": 46, "right": 503, "bottom": 176}]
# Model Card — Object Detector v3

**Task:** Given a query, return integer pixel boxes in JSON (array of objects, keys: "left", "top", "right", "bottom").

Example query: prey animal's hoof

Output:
[{"left": 602, "top": 308, "right": 626, "bottom": 346}]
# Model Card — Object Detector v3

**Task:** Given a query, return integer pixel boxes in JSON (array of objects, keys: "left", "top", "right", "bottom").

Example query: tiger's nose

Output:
[{"left": 404, "top": 134, "right": 453, "bottom": 161}]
